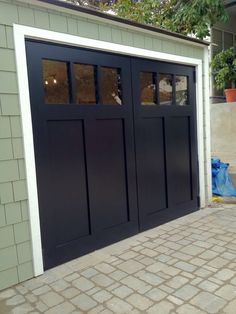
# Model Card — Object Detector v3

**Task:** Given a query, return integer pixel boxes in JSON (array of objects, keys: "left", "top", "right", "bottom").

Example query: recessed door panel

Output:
[
  {"left": 46, "top": 120, "right": 90, "bottom": 247},
  {"left": 166, "top": 117, "right": 192, "bottom": 205},
  {"left": 136, "top": 117, "right": 167, "bottom": 220},
  {"left": 86, "top": 119, "right": 129, "bottom": 230}
]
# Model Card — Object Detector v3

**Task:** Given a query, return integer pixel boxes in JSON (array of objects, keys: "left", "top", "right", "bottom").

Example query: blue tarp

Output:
[{"left": 212, "top": 158, "right": 236, "bottom": 196}]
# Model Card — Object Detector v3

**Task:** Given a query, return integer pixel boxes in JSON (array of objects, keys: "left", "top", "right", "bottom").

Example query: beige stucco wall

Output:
[{"left": 211, "top": 102, "right": 236, "bottom": 173}]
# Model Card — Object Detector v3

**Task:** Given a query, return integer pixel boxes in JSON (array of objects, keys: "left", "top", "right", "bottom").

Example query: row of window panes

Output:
[
  {"left": 140, "top": 72, "right": 188, "bottom": 106},
  {"left": 42, "top": 60, "right": 188, "bottom": 106},
  {"left": 43, "top": 59, "right": 122, "bottom": 105},
  {"left": 212, "top": 28, "right": 236, "bottom": 56}
]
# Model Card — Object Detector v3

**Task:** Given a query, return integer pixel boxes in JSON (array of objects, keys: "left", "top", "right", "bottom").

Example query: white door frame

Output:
[{"left": 13, "top": 24, "right": 208, "bottom": 276}]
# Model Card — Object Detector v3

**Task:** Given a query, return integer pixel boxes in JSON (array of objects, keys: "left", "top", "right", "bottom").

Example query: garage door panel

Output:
[
  {"left": 166, "top": 116, "right": 192, "bottom": 205},
  {"left": 46, "top": 120, "right": 90, "bottom": 247},
  {"left": 136, "top": 117, "right": 167, "bottom": 219},
  {"left": 85, "top": 119, "right": 130, "bottom": 230},
  {"left": 132, "top": 58, "right": 199, "bottom": 228},
  {"left": 26, "top": 41, "right": 199, "bottom": 270}
]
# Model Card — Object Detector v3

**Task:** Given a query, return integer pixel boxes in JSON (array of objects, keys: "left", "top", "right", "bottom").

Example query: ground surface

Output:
[{"left": 0, "top": 205, "right": 236, "bottom": 314}]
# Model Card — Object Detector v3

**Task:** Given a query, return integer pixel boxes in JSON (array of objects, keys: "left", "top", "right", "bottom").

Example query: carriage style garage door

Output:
[{"left": 26, "top": 41, "right": 199, "bottom": 270}]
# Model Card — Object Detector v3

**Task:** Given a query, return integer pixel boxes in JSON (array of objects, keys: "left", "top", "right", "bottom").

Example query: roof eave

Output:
[{"left": 19, "top": 0, "right": 210, "bottom": 46}]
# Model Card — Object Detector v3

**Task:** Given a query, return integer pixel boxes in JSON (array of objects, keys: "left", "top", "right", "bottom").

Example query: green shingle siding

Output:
[
  {"left": 49, "top": 13, "right": 67, "bottom": 33},
  {"left": 0, "top": 160, "right": 19, "bottom": 183},
  {"left": 13, "top": 180, "right": 27, "bottom": 202},
  {"left": 0, "top": 25, "right": 7, "bottom": 48},
  {"left": 0, "top": 246, "right": 18, "bottom": 272},
  {"left": 13, "top": 221, "right": 30, "bottom": 244},
  {"left": 16, "top": 241, "right": 32, "bottom": 264},
  {"left": 0, "top": 116, "right": 11, "bottom": 138},
  {"left": 67, "top": 17, "right": 77, "bottom": 35},
  {"left": 0, "top": 204, "right": 6, "bottom": 227},
  {"left": 12, "top": 138, "right": 24, "bottom": 159},
  {"left": 111, "top": 28, "right": 122, "bottom": 44},
  {"left": 0, "top": 267, "right": 18, "bottom": 291},
  {"left": 0, "top": 94, "right": 20, "bottom": 116},
  {"left": 121, "top": 30, "right": 133, "bottom": 46},
  {"left": 34, "top": 9, "right": 50, "bottom": 29},
  {"left": 20, "top": 201, "right": 29, "bottom": 221},
  {"left": 78, "top": 20, "right": 99, "bottom": 39},
  {"left": 144, "top": 36, "right": 153, "bottom": 50},
  {"left": 10, "top": 116, "right": 22, "bottom": 138},
  {"left": 18, "top": 6, "right": 35, "bottom": 26},
  {"left": 0, "top": 2, "right": 18, "bottom": 26},
  {"left": 99, "top": 24, "right": 112, "bottom": 41},
  {"left": 153, "top": 38, "right": 163, "bottom": 51},
  {"left": 17, "top": 261, "right": 33, "bottom": 282},
  {"left": 5, "top": 202, "right": 22, "bottom": 225},
  {"left": 6, "top": 26, "right": 15, "bottom": 49},
  {"left": 0, "top": 0, "right": 205, "bottom": 291},
  {"left": 0, "top": 182, "right": 14, "bottom": 204},
  {"left": 133, "top": 33, "right": 145, "bottom": 48},
  {"left": 18, "top": 159, "right": 26, "bottom": 180},
  {"left": 0, "top": 225, "right": 15, "bottom": 249},
  {"left": 0, "top": 72, "right": 18, "bottom": 94},
  {"left": 0, "top": 48, "right": 16, "bottom": 71},
  {"left": 0, "top": 138, "right": 13, "bottom": 161},
  {"left": 0, "top": 10, "right": 30, "bottom": 287}
]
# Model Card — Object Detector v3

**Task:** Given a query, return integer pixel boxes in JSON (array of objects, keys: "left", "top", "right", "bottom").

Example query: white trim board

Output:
[
  {"left": 13, "top": 24, "right": 207, "bottom": 277},
  {"left": 203, "top": 46, "right": 212, "bottom": 201}
]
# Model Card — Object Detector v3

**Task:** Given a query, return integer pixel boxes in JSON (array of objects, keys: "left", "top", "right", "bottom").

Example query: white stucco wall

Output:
[{"left": 211, "top": 102, "right": 236, "bottom": 173}]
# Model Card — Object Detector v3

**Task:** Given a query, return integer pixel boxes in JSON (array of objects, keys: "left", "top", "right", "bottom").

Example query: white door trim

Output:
[
  {"left": 203, "top": 47, "right": 212, "bottom": 202},
  {"left": 13, "top": 24, "right": 206, "bottom": 276}
]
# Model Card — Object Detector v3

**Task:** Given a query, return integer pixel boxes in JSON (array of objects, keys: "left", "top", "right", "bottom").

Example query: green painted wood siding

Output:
[{"left": 0, "top": 0, "right": 205, "bottom": 290}]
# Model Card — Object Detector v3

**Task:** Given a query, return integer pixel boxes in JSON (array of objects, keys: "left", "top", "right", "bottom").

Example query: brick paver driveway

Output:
[{"left": 0, "top": 205, "right": 236, "bottom": 314}]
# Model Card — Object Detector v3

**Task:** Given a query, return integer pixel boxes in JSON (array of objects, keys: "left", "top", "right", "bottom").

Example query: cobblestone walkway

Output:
[{"left": 0, "top": 205, "right": 236, "bottom": 314}]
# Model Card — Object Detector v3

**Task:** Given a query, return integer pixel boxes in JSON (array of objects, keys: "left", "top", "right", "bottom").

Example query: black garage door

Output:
[{"left": 26, "top": 41, "right": 199, "bottom": 270}]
